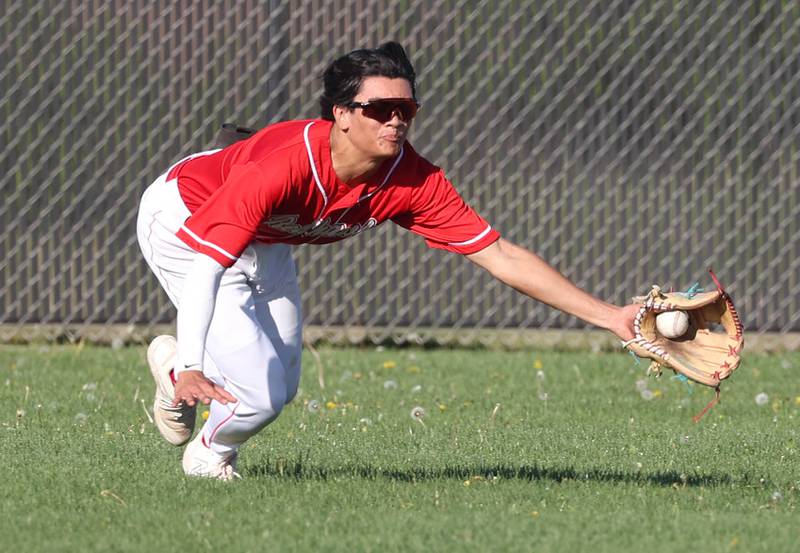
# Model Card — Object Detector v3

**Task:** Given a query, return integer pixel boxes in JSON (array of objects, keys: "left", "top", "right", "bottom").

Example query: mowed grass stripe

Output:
[{"left": 1, "top": 345, "right": 797, "bottom": 552}]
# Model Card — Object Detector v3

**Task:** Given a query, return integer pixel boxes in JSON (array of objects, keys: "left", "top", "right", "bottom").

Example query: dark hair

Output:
[{"left": 319, "top": 41, "right": 417, "bottom": 121}]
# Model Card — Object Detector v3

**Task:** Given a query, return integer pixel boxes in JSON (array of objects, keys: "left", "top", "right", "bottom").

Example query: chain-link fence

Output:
[{"left": 2, "top": 0, "right": 799, "bottom": 341}]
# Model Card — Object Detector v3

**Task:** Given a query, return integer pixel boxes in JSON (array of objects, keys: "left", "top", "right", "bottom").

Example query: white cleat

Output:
[
  {"left": 147, "top": 335, "right": 196, "bottom": 446},
  {"left": 182, "top": 432, "right": 241, "bottom": 481}
]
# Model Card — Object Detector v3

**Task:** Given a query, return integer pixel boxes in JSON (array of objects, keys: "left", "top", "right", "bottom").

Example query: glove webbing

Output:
[{"left": 709, "top": 268, "right": 744, "bottom": 339}]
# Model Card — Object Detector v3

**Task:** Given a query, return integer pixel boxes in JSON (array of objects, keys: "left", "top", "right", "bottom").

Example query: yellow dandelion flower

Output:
[
  {"left": 794, "top": 396, "right": 800, "bottom": 406},
  {"left": 438, "top": 403, "right": 447, "bottom": 412},
  {"left": 653, "top": 389, "right": 663, "bottom": 398},
  {"left": 530, "top": 511, "right": 540, "bottom": 518},
  {"left": 407, "top": 365, "right": 421, "bottom": 374},
  {"left": 326, "top": 401, "right": 337, "bottom": 410},
  {"left": 202, "top": 410, "right": 210, "bottom": 421},
  {"left": 533, "top": 359, "right": 543, "bottom": 370},
  {"left": 383, "top": 361, "right": 397, "bottom": 369}
]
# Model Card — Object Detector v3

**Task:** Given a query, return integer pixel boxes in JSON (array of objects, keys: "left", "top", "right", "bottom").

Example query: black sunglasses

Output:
[{"left": 344, "top": 98, "right": 420, "bottom": 122}]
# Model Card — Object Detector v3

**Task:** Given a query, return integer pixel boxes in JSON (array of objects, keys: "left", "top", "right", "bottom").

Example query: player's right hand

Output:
[
  {"left": 173, "top": 370, "right": 237, "bottom": 407},
  {"left": 608, "top": 303, "right": 640, "bottom": 342}
]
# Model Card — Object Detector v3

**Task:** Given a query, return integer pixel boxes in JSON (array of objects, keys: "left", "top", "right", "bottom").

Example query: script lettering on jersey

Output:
[{"left": 260, "top": 214, "right": 379, "bottom": 239}]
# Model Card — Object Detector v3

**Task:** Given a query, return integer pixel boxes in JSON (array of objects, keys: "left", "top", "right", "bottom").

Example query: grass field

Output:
[{"left": 1, "top": 344, "right": 798, "bottom": 552}]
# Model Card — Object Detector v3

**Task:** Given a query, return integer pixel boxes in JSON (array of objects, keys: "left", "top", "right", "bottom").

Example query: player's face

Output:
[{"left": 344, "top": 76, "right": 416, "bottom": 159}]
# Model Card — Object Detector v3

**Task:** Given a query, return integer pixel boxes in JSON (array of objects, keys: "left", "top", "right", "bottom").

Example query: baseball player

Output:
[{"left": 137, "top": 42, "right": 639, "bottom": 480}]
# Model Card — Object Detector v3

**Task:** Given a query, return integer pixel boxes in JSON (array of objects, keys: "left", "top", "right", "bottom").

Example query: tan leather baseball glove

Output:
[{"left": 622, "top": 270, "right": 744, "bottom": 391}]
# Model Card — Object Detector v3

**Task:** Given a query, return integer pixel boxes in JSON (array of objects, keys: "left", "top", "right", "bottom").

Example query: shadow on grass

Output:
[{"left": 247, "top": 460, "right": 733, "bottom": 488}]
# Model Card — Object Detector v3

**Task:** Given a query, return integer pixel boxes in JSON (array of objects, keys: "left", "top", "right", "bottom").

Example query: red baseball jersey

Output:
[{"left": 172, "top": 119, "right": 500, "bottom": 267}]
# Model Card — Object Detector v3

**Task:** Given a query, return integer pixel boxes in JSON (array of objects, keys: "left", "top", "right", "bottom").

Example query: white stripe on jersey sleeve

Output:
[
  {"left": 180, "top": 224, "right": 238, "bottom": 261},
  {"left": 447, "top": 224, "right": 493, "bottom": 247}
]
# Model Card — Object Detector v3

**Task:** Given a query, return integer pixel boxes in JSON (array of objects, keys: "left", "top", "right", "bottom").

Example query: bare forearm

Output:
[{"left": 468, "top": 239, "right": 617, "bottom": 329}]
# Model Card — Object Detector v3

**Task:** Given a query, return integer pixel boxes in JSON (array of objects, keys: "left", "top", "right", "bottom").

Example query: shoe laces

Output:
[
  {"left": 217, "top": 464, "right": 242, "bottom": 481},
  {"left": 156, "top": 395, "right": 195, "bottom": 413},
  {"left": 204, "top": 453, "right": 241, "bottom": 481}
]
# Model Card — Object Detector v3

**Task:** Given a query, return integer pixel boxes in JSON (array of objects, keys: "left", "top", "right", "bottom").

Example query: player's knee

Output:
[
  {"left": 242, "top": 387, "right": 287, "bottom": 422},
  {"left": 233, "top": 395, "right": 285, "bottom": 433},
  {"left": 268, "top": 389, "right": 287, "bottom": 417},
  {"left": 285, "top": 383, "right": 299, "bottom": 405},
  {"left": 281, "top": 348, "right": 302, "bottom": 405},
  {"left": 284, "top": 363, "right": 301, "bottom": 405}
]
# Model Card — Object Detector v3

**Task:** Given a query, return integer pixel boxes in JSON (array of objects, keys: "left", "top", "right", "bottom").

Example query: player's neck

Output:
[{"left": 329, "top": 126, "right": 386, "bottom": 185}]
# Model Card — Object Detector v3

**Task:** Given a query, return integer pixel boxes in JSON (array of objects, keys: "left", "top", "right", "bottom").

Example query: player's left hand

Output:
[{"left": 173, "top": 370, "right": 237, "bottom": 407}]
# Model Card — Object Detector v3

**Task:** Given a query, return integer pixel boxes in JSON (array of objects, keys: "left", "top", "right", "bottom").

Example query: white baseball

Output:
[{"left": 656, "top": 310, "right": 689, "bottom": 339}]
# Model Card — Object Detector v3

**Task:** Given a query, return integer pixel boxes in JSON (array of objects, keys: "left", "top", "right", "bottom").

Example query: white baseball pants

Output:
[{"left": 136, "top": 165, "right": 303, "bottom": 455}]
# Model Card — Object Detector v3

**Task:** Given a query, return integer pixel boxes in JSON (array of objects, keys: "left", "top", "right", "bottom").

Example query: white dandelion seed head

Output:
[
  {"left": 82, "top": 382, "right": 97, "bottom": 392},
  {"left": 410, "top": 406, "right": 426, "bottom": 421},
  {"left": 538, "top": 392, "right": 549, "bottom": 401},
  {"left": 410, "top": 384, "right": 422, "bottom": 393},
  {"left": 755, "top": 392, "right": 769, "bottom": 406},
  {"left": 74, "top": 413, "right": 88, "bottom": 425},
  {"left": 307, "top": 400, "right": 320, "bottom": 413},
  {"left": 536, "top": 370, "right": 545, "bottom": 381},
  {"left": 635, "top": 379, "right": 648, "bottom": 392},
  {"left": 383, "top": 379, "right": 398, "bottom": 390},
  {"left": 641, "top": 389, "right": 655, "bottom": 401},
  {"left": 680, "top": 435, "right": 691, "bottom": 444},
  {"left": 772, "top": 491, "right": 783, "bottom": 502}
]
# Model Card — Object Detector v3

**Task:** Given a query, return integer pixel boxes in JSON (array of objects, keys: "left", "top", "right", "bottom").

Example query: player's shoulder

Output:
[
  {"left": 395, "top": 142, "right": 447, "bottom": 187},
  {"left": 250, "top": 119, "right": 329, "bottom": 151},
  {"left": 238, "top": 119, "right": 329, "bottom": 171}
]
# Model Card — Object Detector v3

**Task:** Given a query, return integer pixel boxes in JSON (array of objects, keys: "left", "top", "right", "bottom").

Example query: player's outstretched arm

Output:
[{"left": 465, "top": 238, "right": 637, "bottom": 341}]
